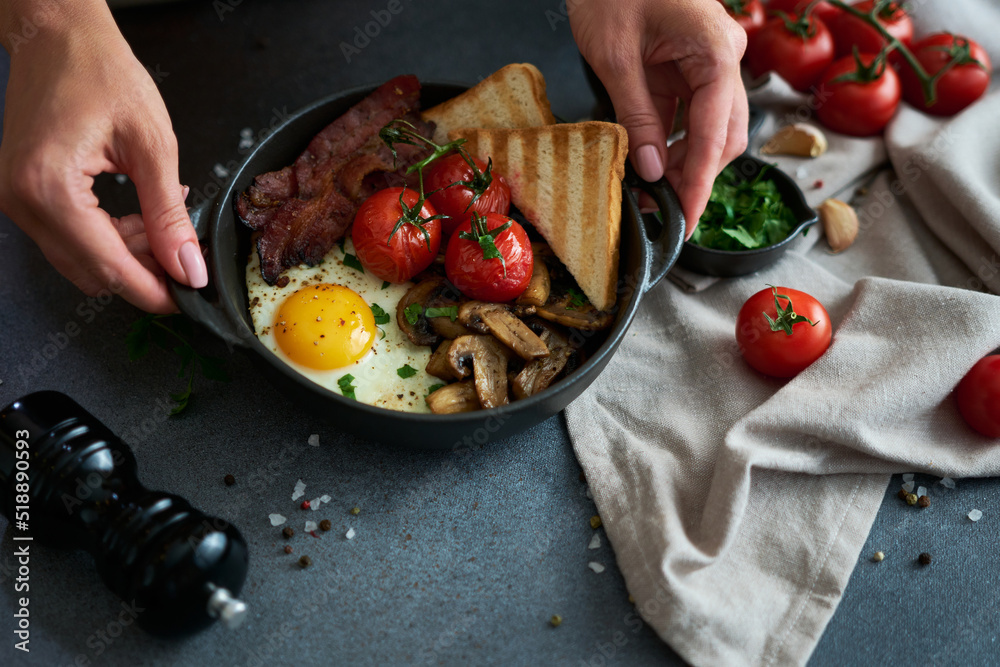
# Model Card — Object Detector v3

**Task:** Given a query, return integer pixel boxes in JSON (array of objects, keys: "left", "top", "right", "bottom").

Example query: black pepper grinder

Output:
[{"left": 0, "top": 391, "right": 249, "bottom": 636}]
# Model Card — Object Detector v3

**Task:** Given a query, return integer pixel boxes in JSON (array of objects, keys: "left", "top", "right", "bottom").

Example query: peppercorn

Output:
[
  {"left": 590, "top": 515, "right": 602, "bottom": 530},
  {"left": 918, "top": 552, "right": 932, "bottom": 566},
  {"left": 918, "top": 495, "right": 930, "bottom": 508},
  {"left": 224, "top": 474, "right": 236, "bottom": 486},
  {"left": 350, "top": 507, "right": 361, "bottom": 516},
  {"left": 283, "top": 545, "right": 293, "bottom": 554},
  {"left": 299, "top": 555, "right": 312, "bottom": 568},
  {"left": 813, "top": 179, "right": 824, "bottom": 189},
  {"left": 897, "top": 488, "right": 908, "bottom": 501},
  {"left": 873, "top": 551, "right": 885, "bottom": 562},
  {"left": 301, "top": 500, "right": 311, "bottom": 510},
  {"left": 320, "top": 519, "right": 332, "bottom": 531},
  {"left": 628, "top": 595, "right": 635, "bottom": 604},
  {"left": 550, "top": 615, "right": 562, "bottom": 627},
  {"left": 905, "top": 493, "right": 918, "bottom": 506},
  {"left": 282, "top": 526, "right": 294, "bottom": 539}
]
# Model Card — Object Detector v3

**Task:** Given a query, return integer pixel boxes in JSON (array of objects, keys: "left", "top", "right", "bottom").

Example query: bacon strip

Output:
[{"left": 236, "top": 75, "right": 435, "bottom": 284}]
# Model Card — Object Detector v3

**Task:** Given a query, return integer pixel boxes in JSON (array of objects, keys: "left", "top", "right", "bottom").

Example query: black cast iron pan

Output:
[{"left": 169, "top": 82, "right": 685, "bottom": 449}]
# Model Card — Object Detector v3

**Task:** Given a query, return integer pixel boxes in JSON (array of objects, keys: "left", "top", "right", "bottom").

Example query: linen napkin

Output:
[{"left": 564, "top": 12, "right": 1000, "bottom": 666}]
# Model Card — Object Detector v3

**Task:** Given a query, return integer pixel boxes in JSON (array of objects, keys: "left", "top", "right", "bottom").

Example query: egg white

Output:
[{"left": 246, "top": 236, "right": 441, "bottom": 413}]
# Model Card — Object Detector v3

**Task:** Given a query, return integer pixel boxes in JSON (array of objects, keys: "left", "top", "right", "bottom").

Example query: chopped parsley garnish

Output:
[
  {"left": 403, "top": 303, "right": 423, "bottom": 325},
  {"left": 566, "top": 288, "right": 588, "bottom": 310},
  {"left": 370, "top": 303, "right": 391, "bottom": 325},
  {"left": 337, "top": 374, "right": 357, "bottom": 400},
  {"left": 424, "top": 305, "right": 459, "bottom": 321},
  {"left": 688, "top": 165, "right": 798, "bottom": 251},
  {"left": 343, "top": 253, "right": 364, "bottom": 273},
  {"left": 397, "top": 364, "right": 417, "bottom": 379},
  {"left": 425, "top": 383, "right": 445, "bottom": 397},
  {"left": 381, "top": 281, "right": 391, "bottom": 290}
]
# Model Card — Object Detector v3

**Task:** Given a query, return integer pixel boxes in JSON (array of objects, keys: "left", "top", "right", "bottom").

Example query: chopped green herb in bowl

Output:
[{"left": 689, "top": 164, "right": 800, "bottom": 251}]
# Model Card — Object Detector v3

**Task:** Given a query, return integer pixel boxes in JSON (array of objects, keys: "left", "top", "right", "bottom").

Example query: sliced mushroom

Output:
[
  {"left": 426, "top": 281, "right": 471, "bottom": 340},
  {"left": 512, "top": 322, "right": 575, "bottom": 399},
  {"left": 425, "top": 340, "right": 454, "bottom": 381},
  {"left": 458, "top": 301, "right": 549, "bottom": 361},
  {"left": 535, "top": 292, "right": 615, "bottom": 331},
  {"left": 516, "top": 254, "right": 551, "bottom": 307},
  {"left": 397, "top": 278, "right": 443, "bottom": 346},
  {"left": 425, "top": 380, "right": 481, "bottom": 414},
  {"left": 446, "top": 335, "right": 511, "bottom": 409}
]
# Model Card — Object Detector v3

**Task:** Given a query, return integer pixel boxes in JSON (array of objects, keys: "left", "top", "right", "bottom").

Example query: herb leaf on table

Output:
[
  {"left": 689, "top": 165, "right": 798, "bottom": 251},
  {"left": 126, "top": 314, "right": 230, "bottom": 415}
]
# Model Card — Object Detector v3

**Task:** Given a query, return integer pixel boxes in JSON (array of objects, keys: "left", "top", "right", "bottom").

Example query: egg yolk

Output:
[{"left": 273, "top": 284, "right": 375, "bottom": 370}]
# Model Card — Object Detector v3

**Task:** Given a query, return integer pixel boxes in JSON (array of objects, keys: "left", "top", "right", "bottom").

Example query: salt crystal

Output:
[
  {"left": 916, "top": 486, "right": 927, "bottom": 498},
  {"left": 901, "top": 481, "right": 915, "bottom": 493},
  {"left": 585, "top": 487, "right": 593, "bottom": 500},
  {"left": 305, "top": 520, "right": 318, "bottom": 532},
  {"left": 238, "top": 137, "right": 254, "bottom": 150},
  {"left": 902, "top": 474, "right": 914, "bottom": 483},
  {"left": 308, "top": 434, "right": 320, "bottom": 447},
  {"left": 292, "top": 479, "right": 307, "bottom": 501},
  {"left": 968, "top": 509, "right": 983, "bottom": 522},
  {"left": 588, "top": 533, "right": 601, "bottom": 550},
  {"left": 240, "top": 127, "right": 253, "bottom": 138},
  {"left": 213, "top": 163, "right": 230, "bottom": 179},
  {"left": 796, "top": 166, "right": 809, "bottom": 180},
  {"left": 114, "top": 174, "right": 128, "bottom": 185},
  {"left": 269, "top": 513, "right": 286, "bottom": 526},
  {"left": 346, "top": 528, "right": 356, "bottom": 540},
  {"left": 940, "top": 477, "right": 956, "bottom": 489},
  {"left": 588, "top": 562, "right": 605, "bottom": 573},
  {"left": 309, "top": 494, "right": 332, "bottom": 510}
]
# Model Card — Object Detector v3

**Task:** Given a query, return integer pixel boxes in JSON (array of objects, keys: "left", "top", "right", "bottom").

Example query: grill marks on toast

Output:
[{"left": 451, "top": 122, "right": 627, "bottom": 311}]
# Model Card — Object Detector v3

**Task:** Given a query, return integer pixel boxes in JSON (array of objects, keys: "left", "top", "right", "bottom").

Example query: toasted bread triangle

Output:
[
  {"left": 422, "top": 63, "right": 557, "bottom": 144},
  {"left": 451, "top": 122, "right": 628, "bottom": 311}
]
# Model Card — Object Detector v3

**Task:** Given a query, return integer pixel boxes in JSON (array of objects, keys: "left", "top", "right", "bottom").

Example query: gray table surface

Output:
[{"left": 1, "top": 1, "right": 998, "bottom": 665}]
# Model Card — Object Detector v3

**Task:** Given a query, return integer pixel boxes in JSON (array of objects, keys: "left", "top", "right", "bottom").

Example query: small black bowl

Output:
[{"left": 676, "top": 155, "right": 817, "bottom": 278}]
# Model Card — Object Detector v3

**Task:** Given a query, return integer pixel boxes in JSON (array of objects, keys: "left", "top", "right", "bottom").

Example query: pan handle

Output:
[
  {"left": 168, "top": 200, "right": 251, "bottom": 349},
  {"left": 625, "top": 167, "right": 686, "bottom": 294}
]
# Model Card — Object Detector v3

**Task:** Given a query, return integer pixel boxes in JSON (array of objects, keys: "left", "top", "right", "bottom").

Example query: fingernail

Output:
[
  {"left": 178, "top": 241, "right": 208, "bottom": 288},
  {"left": 181, "top": 185, "right": 190, "bottom": 201},
  {"left": 634, "top": 145, "right": 664, "bottom": 182}
]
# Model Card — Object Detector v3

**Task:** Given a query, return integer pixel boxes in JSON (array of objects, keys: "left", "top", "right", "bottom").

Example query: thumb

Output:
[
  {"left": 592, "top": 54, "right": 668, "bottom": 183},
  {"left": 125, "top": 135, "right": 207, "bottom": 289}
]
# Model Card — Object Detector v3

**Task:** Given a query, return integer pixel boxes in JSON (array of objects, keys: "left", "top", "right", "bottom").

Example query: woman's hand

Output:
[
  {"left": 0, "top": 0, "right": 205, "bottom": 313},
  {"left": 569, "top": 0, "right": 749, "bottom": 236}
]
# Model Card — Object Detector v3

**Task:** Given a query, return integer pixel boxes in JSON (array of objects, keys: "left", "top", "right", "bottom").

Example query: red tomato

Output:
[
  {"left": 425, "top": 153, "right": 510, "bottom": 236},
  {"left": 735, "top": 286, "right": 832, "bottom": 378},
  {"left": 814, "top": 53, "right": 901, "bottom": 136},
  {"left": 899, "top": 34, "right": 992, "bottom": 117},
  {"left": 955, "top": 355, "right": 1000, "bottom": 438},
  {"left": 352, "top": 187, "right": 442, "bottom": 283},
  {"left": 746, "top": 13, "right": 835, "bottom": 92},
  {"left": 766, "top": 0, "right": 841, "bottom": 25},
  {"left": 445, "top": 212, "right": 533, "bottom": 302},
  {"left": 827, "top": 0, "right": 912, "bottom": 59},
  {"left": 719, "top": 0, "right": 766, "bottom": 42}
]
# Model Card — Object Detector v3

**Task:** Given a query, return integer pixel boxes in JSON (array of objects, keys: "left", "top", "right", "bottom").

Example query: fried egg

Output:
[{"left": 247, "top": 237, "right": 441, "bottom": 413}]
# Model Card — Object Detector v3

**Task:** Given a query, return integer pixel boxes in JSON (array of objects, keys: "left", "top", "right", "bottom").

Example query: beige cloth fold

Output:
[{"left": 565, "top": 43, "right": 1000, "bottom": 667}]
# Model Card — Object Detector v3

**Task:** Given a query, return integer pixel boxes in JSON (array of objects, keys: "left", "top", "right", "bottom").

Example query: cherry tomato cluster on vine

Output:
[
  {"left": 721, "top": 0, "right": 991, "bottom": 136},
  {"left": 351, "top": 147, "right": 532, "bottom": 302}
]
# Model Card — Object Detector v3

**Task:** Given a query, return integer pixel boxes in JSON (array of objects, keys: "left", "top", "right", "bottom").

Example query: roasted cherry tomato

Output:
[
  {"left": 352, "top": 187, "right": 442, "bottom": 283},
  {"left": 815, "top": 52, "right": 901, "bottom": 136},
  {"left": 899, "top": 33, "right": 992, "bottom": 117},
  {"left": 766, "top": 0, "right": 841, "bottom": 26},
  {"left": 826, "top": 0, "right": 912, "bottom": 59},
  {"left": 746, "top": 13, "right": 835, "bottom": 92},
  {"left": 719, "top": 0, "right": 766, "bottom": 42},
  {"left": 426, "top": 153, "right": 510, "bottom": 236},
  {"left": 955, "top": 355, "right": 1000, "bottom": 438},
  {"left": 736, "top": 286, "right": 832, "bottom": 378},
  {"left": 445, "top": 212, "right": 533, "bottom": 302}
]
